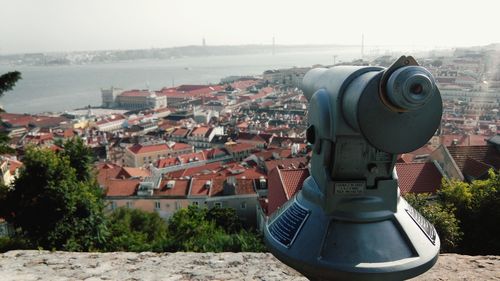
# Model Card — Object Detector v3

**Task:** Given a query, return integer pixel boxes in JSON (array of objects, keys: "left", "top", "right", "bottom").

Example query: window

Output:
[
  {"left": 126, "top": 201, "right": 133, "bottom": 208},
  {"left": 155, "top": 201, "right": 161, "bottom": 210},
  {"left": 110, "top": 201, "right": 117, "bottom": 210},
  {"left": 192, "top": 201, "right": 199, "bottom": 207},
  {"left": 215, "top": 202, "right": 222, "bottom": 208},
  {"left": 240, "top": 202, "right": 247, "bottom": 209}
]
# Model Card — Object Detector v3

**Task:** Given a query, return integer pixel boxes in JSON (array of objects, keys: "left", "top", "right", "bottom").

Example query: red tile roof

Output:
[
  {"left": 462, "top": 157, "right": 492, "bottom": 179},
  {"left": 395, "top": 162, "right": 443, "bottom": 194},
  {"left": 251, "top": 148, "right": 281, "bottom": 161},
  {"left": 237, "top": 132, "right": 273, "bottom": 143},
  {"left": 118, "top": 167, "right": 151, "bottom": 178},
  {"left": 24, "top": 133, "right": 54, "bottom": 145},
  {"left": 157, "top": 151, "right": 206, "bottom": 168},
  {"left": 171, "top": 128, "right": 190, "bottom": 137},
  {"left": 441, "top": 135, "right": 467, "bottom": 147},
  {"left": 62, "top": 129, "right": 75, "bottom": 138},
  {"left": 267, "top": 168, "right": 309, "bottom": 215},
  {"left": 203, "top": 148, "right": 229, "bottom": 159},
  {"left": 230, "top": 79, "right": 259, "bottom": 90},
  {"left": 127, "top": 143, "right": 168, "bottom": 154},
  {"left": 265, "top": 157, "right": 308, "bottom": 173},
  {"left": 97, "top": 162, "right": 124, "bottom": 186},
  {"left": 189, "top": 178, "right": 211, "bottom": 196},
  {"left": 157, "top": 157, "right": 180, "bottom": 167},
  {"left": 279, "top": 169, "right": 309, "bottom": 199},
  {"left": 159, "top": 85, "right": 223, "bottom": 99},
  {"left": 95, "top": 115, "right": 125, "bottom": 125},
  {"left": 7, "top": 159, "right": 22, "bottom": 174},
  {"left": 1, "top": 115, "right": 33, "bottom": 127},
  {"left": 225, "top": 142, "right": 256, "bottom": 153},
  {"left": 447, "top": 145, "right": 500, "bottom": 171},
  {"left": 270, "top": 136, "right": 306, "bottom": 146},
  {"left": 234, "top": 178, "right": 256, "bottom": 195},
  {"left": 208, "top": 178, "right": 226, "bottom": 197},
  {"left": 169, "top": 142, "right": 192, "bottom": 151},
  {"left": 241, "top": 167, "right": 266, "bottom": 179},
  {"left": 441, "top": 134, "right": 488, "bottom": 147},
  {"left": 191, "top": 126, "right": 209, "bottom": 136},
  {"left": 105, "top": 179, "right": 140, "bottom": 196},
  {"left": 467, "top": 135, "right": 488, "bottom": 146},
  {"left": 167, "top": 169, "right": 186, "bottom": 179},
  {"left": 155, "top": 179, "right": 190, "bottom": 196},
  {"left": 260, "top": 87, "right": 274, "bottom": 95},
  {"left": 280, "top": 149, "right": 292, "bottom": 158},
  {"left": 30, "top": 116, "right": 70, "bottom": 128},
  {"left": 119, "top": 90, "right": 151, "bottom": 97},
  {"left": 166, "top": 161, "right": 226, "bottom": 179}
]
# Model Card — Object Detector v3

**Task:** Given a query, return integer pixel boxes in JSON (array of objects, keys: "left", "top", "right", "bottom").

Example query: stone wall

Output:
[{"left": 0, "top": 251, "right": 498, "bottom": 280}]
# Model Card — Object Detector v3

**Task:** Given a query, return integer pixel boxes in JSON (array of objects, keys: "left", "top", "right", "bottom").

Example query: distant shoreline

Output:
[{"left": 0, "top": 43, "right": 450, "bottom": 67}]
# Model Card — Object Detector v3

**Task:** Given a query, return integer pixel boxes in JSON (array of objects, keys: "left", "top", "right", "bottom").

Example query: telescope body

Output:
[{"left": 264, "top": 58, "right": 442, "bottom": 281}]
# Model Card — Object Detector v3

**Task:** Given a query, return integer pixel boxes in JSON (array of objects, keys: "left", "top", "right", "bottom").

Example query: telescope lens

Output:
[
  {"left": 386, "top": 66, "right": 436, "bottom": 111},
  {"left": 410, "top": 83, "right": 423, "bottom": 95}
]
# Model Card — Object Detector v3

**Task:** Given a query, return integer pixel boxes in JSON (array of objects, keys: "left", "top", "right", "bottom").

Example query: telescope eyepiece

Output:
[{"left": 386, "top": 66, "right": 435, "bottom": 111}]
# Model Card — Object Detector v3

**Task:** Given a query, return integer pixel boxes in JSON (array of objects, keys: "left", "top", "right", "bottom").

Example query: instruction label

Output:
[{"left": 335, "top": 182, "right": 365, "bottom": 195}]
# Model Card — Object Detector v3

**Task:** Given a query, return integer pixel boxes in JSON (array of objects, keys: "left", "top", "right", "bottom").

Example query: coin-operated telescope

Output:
[{"left": 264, "top": 56, "right": 442, "bottom": 281}]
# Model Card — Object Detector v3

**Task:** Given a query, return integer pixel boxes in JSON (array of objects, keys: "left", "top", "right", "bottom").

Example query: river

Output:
[{"left": 0, "top": 47, "right": 364, "bottom": 113}]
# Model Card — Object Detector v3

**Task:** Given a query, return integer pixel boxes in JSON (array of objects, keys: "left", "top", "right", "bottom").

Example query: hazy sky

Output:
[{"left": 1, "top": 0, "right": 499, "bottom": 54}]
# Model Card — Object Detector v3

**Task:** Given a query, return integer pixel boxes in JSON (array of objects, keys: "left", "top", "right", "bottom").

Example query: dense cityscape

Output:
[
  {"left": 0, "top": 44, "right": 499, "bottom": 238},
  {"left": 1, "top": 0, "right": 500, "bottom": 278},
  {"left": 0, "top": 44, "right": 500, "bottom": 276}
]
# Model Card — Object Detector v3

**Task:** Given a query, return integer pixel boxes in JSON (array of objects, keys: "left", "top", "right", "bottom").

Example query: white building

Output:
[{"left": 101, "top": 87, "right": 123, "bottom": 108}]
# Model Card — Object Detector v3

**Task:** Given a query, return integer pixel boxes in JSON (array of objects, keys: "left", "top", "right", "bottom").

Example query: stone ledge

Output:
[{"left": 0, "top": 251, "right": 498, "bottom": 280}]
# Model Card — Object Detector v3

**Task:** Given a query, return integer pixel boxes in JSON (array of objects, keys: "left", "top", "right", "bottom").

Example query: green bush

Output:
[
  {"left": 405, "top": 170, "right": 500, "bottom": 255},
  {"left": 165, "top": 206, "right": 265, "bottom": 252},
  {"left": 404, "top": 193, "right": 462, "bottom": 252},
  {"left": 104, "top": 206, "right": 265, "bottom": 253},
  {"left": 1, "top": 147, "right": 107, "bottom": 251},
  {"left": 0, "top": 236, "right": 30, "bottom": 253},
  {"left": 106, "top": 207, "right": 168, "bottom": 252},
  {"left": 439, "top": 171, "right": 500, "bottom": 254}
]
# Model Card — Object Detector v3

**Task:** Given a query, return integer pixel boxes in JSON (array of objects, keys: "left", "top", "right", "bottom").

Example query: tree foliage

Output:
[
  {"left": 0, "top": 132, "right": 14, "bottom": 154},
  {"left": 0, "top": 71, "right": 21, "bottom": 153},
  {"left": 57, "top": 137, "right": 96, "bottom": 182},
  {"left": 206, "top": 207, "right": 243, "bottom": 233},
  {"left": 1, "top": 147, "right": 107, "bottom": 251},
  {"left": 105, "top": 207, "right": 168, "bottom": 252},
  {"left": 0, "top": 71, "right": 21, "bottom": 97},
  {"left": 165, "top": 206, "right": 265, "bottom": 252},
  {"left": 0, "top": 236, "right": 30, "bottom": 253},
  {"left": 0, "top": 131, "right": 265, "bottom": 253},
  {"left": 404, "top": 193, "right": 462, "bottom": 252},
  {"left": 405, "top": 171, "right": 499, "bottom": 255},
  {"left": 103, "top": 206, "right": 265, "bottom": 253},
  {"left": 438, "top": 171, "right": 500, "bottom": 254}
]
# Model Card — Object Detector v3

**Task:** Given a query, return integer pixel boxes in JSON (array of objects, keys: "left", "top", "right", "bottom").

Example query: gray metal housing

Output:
[{"left": 265, "top": 61, "right": 441, "bottom": 281}]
